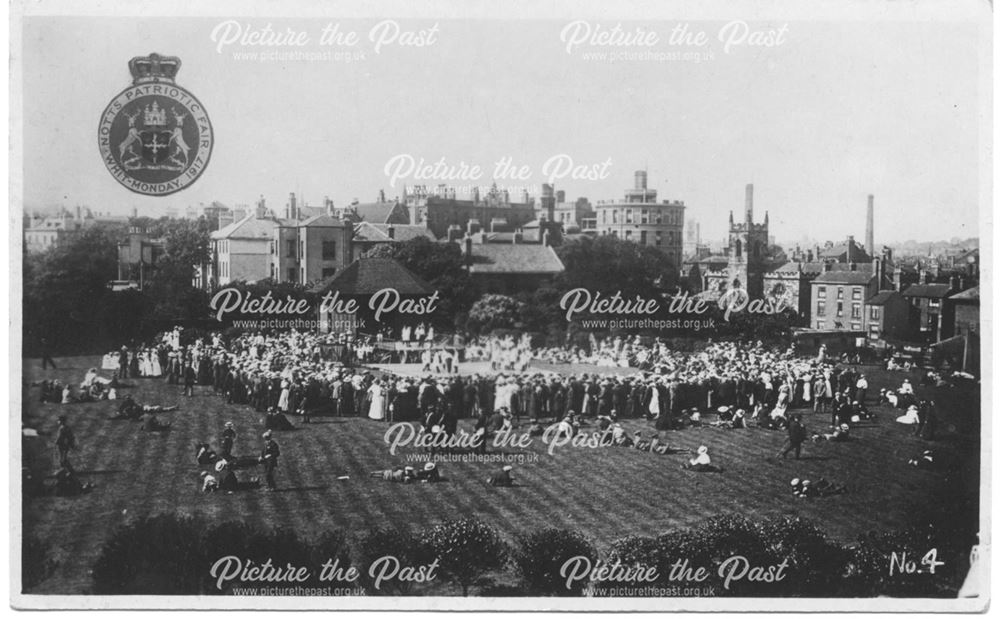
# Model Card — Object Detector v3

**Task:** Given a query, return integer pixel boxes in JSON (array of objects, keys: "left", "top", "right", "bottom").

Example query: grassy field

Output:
[{"left": 20, "top": 356, "right": 980, "bottom": 594}]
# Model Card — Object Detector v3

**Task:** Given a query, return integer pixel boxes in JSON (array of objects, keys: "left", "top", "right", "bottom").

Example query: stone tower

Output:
[{"left": 727, "top": 183, "right": 769, "bottom": 297}]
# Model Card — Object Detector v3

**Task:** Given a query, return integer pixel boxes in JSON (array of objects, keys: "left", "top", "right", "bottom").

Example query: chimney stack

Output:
[
  {"left": 288, "top": 192, "right": 297, "bottom": 220},
  {"left": 865, "top": 195, "right": 874, "bottom": 257},
  {"left": 635, "top": 170, "right": 648, "bottom": 191},
  {"left": 745, "top": 184, "right": 754, "bottom": 224},
  {"left": 893, "top": 265, "right": 902, "bottom": 291}
]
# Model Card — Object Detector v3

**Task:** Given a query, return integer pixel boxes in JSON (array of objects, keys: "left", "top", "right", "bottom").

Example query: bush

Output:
[
  {"left": 514, "top": 528, "right": 598, "bottom": 596},
  {"left": 758, "top": 516, "right": 849, "bottom": 596},
  {"left": 420, "top": 518, "right": 509, "bottom": 596},
  {"left": 92, "top": 514, "right": 204, "bottom": 594},
  {"left": 354, "top": 526, "right": 428, "bottom": 595}
]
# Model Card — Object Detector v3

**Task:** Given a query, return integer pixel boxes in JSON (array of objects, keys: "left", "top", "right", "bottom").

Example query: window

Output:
[
  {"left": 815, "top": 320, "right": 823, "bottom": 329},
  {"left": 852, "top": 288, "right": 862, "bottom": 300},
  {"left": 850, "top": 322, "right": 861, "bottom": 331},
  {"left": 929, "top": 299, "right": 940, "bottom": 308},
  {"left": 869, "top": 325, "right": 881, "bottom": 338},
  {"left": 286, "top": 240, "right": 295, "bottom": 258},
  {"left": 270, "top": 241, "right": 276, "bottom": 255},
  {"left": 837, "top": 287, "right": 844, "bottom": 299},
  {"left": 817, "top": 286, "right": 826, "bottom": 299},
  {"left": 611, "top": 210, "right": 617, "bottom": 224},
  {"left": 322, "top": 241, "right": 337, "bottom": 260},
  {"left": 640, "top": 231, "right": 647, "bottom": 245},
  {"left": 836, "top": 301, "right": 843, "bottom": 317},
  {"left": 851, "top": 303, "right": 861, "bottom": 319},
  {"left": 321, "top": 267, "right": 337, "bottom": 278},
  {"left": 641, "top": 209, "right": 648, "bottom": 224},
  {"left": 817, "top": 301, "right": 825, "bottom": 316},
  {"left": 655, "top": 210, "right": 663, "bottom": 224},
  {"left": 625, "top": 209, "right": 633, "bottom": 223},
  {"left": 287, "top": 267, "right": 296, "bottom": 282},
  {"left": 870, "top": 306, "right": 880, "bottom": 320},
  {"left": 300, "top": 240, "right": 305, "bottom": 258},
  {"left": 624, "top": 230, "right": 632, "bottom": 240}
]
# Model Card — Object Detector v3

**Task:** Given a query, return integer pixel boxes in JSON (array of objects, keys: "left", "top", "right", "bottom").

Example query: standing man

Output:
[
  {"left": 855, "top": 374, "right": 869, "bottom": 405},
  {"left": 55, "top": 415, "right": 76, "bottom": 469},
  {"left": 259, "top": 430, "right": 280, "bottom": 491},
  {"left": 182, "top": 362, "right": 197, "bottom": 397},
  {"left": 118, "top": 346, "right": 130, "bottom": 379},
  {"left": 778, "top": 413, "right": 807, "bottom": 460},
  {"left": 40, "top": 336, "right": 57, "bottom": 370}
]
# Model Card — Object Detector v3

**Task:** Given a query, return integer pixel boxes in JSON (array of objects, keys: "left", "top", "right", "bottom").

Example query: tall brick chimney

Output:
[
  {"left": 865, "top": 194, "right": 874, "bottom": 257},
  {"left": 745, "top": 184, "right": 754, "bottom": 224}
]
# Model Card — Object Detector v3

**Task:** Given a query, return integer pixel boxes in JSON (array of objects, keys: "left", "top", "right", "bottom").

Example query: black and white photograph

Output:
[{"left": 10, "top": 0, "right": 992, "bottom": 611}]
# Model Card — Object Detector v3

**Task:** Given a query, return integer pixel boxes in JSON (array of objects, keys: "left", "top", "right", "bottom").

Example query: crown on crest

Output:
[{"left": 128, "top": 53, "right": 182, "bottom": 85}]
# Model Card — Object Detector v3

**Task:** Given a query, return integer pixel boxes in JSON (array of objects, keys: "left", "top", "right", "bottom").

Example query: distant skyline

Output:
[{"left": 19, "top": 12, "right": 987, "bottom": 245}]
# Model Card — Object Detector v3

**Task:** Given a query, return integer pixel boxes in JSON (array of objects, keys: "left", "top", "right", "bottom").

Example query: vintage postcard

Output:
[{"left": 10, "top": 0, "right": 991, "bottom": 611}]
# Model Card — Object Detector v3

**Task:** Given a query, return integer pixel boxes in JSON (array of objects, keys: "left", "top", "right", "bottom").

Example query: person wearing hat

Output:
[
  {"left": 487, "top": 465, "right": 514, "bottom": 487},
  {"left": 195, "top": 442, "right": 217, "bottom": 466},
  {"left": 683, "top": 446, "right": 715, "bottom": 471},
  {"left": 200, "top": 470, "right": 219, "bottom": 493},
  {"left": 813, "top": 423, "right": 850, "bottom": 442},
  {"left": 221, "top": 422, "right": 236, "bottom": 459},
  {"left": 55, "top": 415, "right": 76, "bottom": 469},
  {"left": 778, "top": 413, "right": 807, "bottom": 459},
  {"left": 418, "top": 461, "right": 442, "bottom": 483},
  {"left": 259, "top": 430, "right": 281, "bottom": 491}
]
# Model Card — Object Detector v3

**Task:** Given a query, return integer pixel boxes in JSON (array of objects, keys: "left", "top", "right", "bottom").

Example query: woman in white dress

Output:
[
  {"left": 138, "top": 350, "right": 150, "bottom": 377},
  {"left": 368, "top": 380, "right": 386, "bottom": 421},
  {"left": 278, "top": 379, "right": 291, "bottom": 412},
  {"left": 150, "top": 350, "right": 162, "bottom": 377}
]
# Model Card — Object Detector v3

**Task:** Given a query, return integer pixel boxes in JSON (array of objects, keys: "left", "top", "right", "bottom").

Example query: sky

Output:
[{"left": 17, "top": 8, "right": 989, "bottom": 245}]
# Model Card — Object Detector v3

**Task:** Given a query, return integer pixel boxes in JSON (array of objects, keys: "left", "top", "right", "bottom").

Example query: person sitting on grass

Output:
[
  {"left": 849, "top": 400, "right": 875, "bottom": 423},
  {"left": 54, "top": 466, "right": 95, "bottom": 496},
  {"left": 195, "top": 442, "right": 217, "bottom": 465},
  {"left": 487, "top": 465, "right": 515, "bottom": 487},
  {"left": 596, "top": 411, "right": 616, "bottom": 432},
  {"left": 215, "top": 458, "right": 260, "bottom": 492},
  {"left": 264, "top": 407, "right": 295, "bottom": 431},
  {"left": 896, "top": 404, "right": 920, "bottom": 425},
  {"left": 710, "top": 408, "right": 746, "bottom": 429},
  {"left": 682, "top": 446, "right": 720, "bottom": 472},
  {"left": 370, "top": 466, "right": 417, "bottom": 483},
  {"left": 813, "top": 423, "right": 851, "bottom": 442},
  {"left": 611, "top": 424, "right": 633, "bottom": 447},
  {"left": 201, "top": 470, "right": 219, "bottom": 493},
  {"left": 526, "top": 419, "right": 545, "bottom": 437},
  {"left": 649, "top": 434, "right": 680, "bottom": 455},
  {"left": 417, "top": 462, "right": 442, "bottom": 483},
  {"left": 632, "top": 430, "right": 653, "bottom": 451},
  {"left": 688, "top": 408, "right": 703, "bottom": 426}
]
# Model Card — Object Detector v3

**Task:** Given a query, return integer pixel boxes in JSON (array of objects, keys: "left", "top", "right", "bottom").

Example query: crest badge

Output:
[{"left": 98, "top": 53, "right": 214, "bottom": 196}]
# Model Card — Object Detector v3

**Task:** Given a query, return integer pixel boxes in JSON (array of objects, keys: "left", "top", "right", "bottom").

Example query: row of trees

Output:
[{"left": 69, "top": 514, "right": 972, "bottom": 597}]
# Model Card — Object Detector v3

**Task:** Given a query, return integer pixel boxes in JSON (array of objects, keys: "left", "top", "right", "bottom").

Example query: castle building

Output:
[{"left": 591, "top": 170, "right": 685, "bottom": 265}]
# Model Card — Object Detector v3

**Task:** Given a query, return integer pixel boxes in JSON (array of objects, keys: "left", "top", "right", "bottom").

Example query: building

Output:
[
  {"left": 271, "top": 214, "right": 354, "bottom": 285},
  {"left": 809, "top": 263, "right": 881, "bottom": 332},
  {"left": 948, "top": 285, "right": 980, "bottom": 337},
  {"left": 461, "top": 232, "right": 565, "bottom": 294},
  {"left": 538, "top": 187, "right": 594, "bottom": 232},
  {"left": 591, "top": 170, "right": 685, "bottom": 265},
  {"left": 23, "top": 214, "right": 86, "bottom": 253},
  {"left": 404, "top": 184, "right": 538, "bottom": 240},
  {"left": 863, "top": 290, "right": 912, "bottom": 341},
  {"left": 700, "top": 184, "right": 776, "bottom": 298},
  {"left": 113, "top": 227, "right": 165, "bottom": 290},
  {"left": 901, "top": 279, "right": 960, "bottom": 342},
  {"left": 309, "top": 257, "right": 434, "bottom": 336},
  {"left": 351, "top": 222, "right": 436, "bottom": 260},
  {"left": 209, "top": 214, "right": 279, "bottom": 286}
]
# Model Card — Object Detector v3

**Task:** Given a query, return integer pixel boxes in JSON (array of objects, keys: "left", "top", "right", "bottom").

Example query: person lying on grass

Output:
[
  {"left": 417, "top": 462, "right": 442, "bottom": 483},
  {"left": 109, "top": 394, "right": 178, "bottom": 420},
  {"left": 371, "top": 466, "right": 417, "bottom": 483},
  {"left": 790, "top": 477, "right": 846, "bottom": 498},
  {"left": 813, "top": 423, "right": 851, "bottom": 442}
]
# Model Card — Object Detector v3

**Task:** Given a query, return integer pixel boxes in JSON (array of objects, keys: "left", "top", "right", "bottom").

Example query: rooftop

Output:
[
  {"left": 466, "top": 244, "right": 565, "bottom": 275},
  {"left": 901, "top": 283, "right": 953, "bottom": 299},
  {"left": 310, "top": 258, "right": 433, "bottom": 295}
]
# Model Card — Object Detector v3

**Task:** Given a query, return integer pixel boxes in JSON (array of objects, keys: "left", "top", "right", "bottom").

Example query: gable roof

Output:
[
  {"left": 310, "top": 258, "right": 433, "bottom": 295},
  {"left": 901, "top": 283, "right": 953, "bottom": 299},
  {"left": 351, "top": 201, "right": 404, "bottom": 224},
  {"left": 298, "top": 214, "right": 346, "bottom": 228},
  {"left": 353, "top": 222, "right": 436, "bottom": 242},
  {"left": 949, "top": 286, "right": 979, "bottom": 302},
  {"left": 813, "top": 265, "right": 875, "bottom": 285},
  {"left": 820, "top": 242, "right": 872, "bottom": 262},
  {"left": 467, "top": 244, "right": 565, "bottom": 275},
  {"left": 211, "top": 214, "right": 277, "bottom": 240}
]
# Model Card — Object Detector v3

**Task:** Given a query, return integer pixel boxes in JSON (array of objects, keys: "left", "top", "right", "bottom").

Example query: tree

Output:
[
  {"left": 555, "top": 235, "right": 677, "bottom": 300},
  {"left": 468, "top": 294, "right": 523, "bottom": 333},
  {"left": 419, "top": 518, "right": 508, "bottom": 596}
]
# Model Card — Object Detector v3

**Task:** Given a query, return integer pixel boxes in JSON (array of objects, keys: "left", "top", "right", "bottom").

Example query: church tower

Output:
[{"left": 727, "top": 183, "right": 769, "bottom": 297}]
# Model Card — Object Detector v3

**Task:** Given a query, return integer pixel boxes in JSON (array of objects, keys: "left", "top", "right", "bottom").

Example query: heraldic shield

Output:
[{"left": 98, "top": 53, "right": 214, "bottom": 196}]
